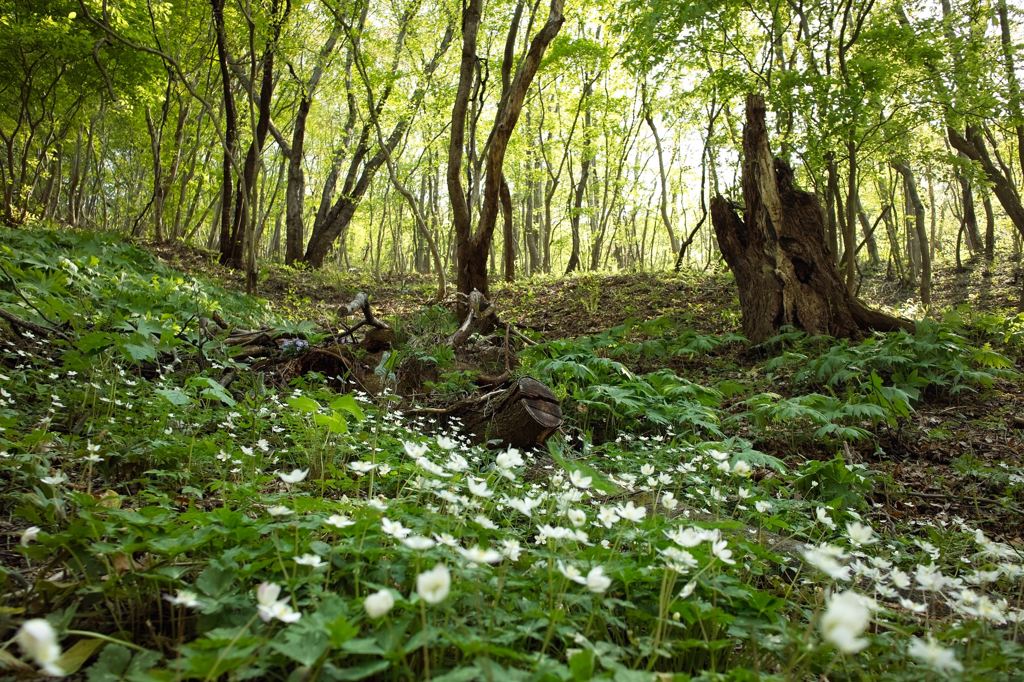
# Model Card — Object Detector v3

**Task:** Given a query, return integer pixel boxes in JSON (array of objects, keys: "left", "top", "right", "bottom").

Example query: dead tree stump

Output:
[
  {"left": 711, "top": 94, "right": 913, "bottom": 344},
  {"left": 415, "top": 376, "right": 562, "bottom": 449}
]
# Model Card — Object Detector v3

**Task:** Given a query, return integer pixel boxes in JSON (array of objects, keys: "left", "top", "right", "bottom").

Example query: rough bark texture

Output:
[
  {"left": 448, "top": 0, "right": 564, "bottom": 314},
  {"left": 711, "top": 95, "right": 913, "bottom": 344},
  {"left": 441, "top": 377, "right": 562, "bottom": 448}
]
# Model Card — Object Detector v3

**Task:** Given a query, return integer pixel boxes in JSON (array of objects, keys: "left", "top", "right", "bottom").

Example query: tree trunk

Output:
[
  {"left": 956, "top": 164, "right": 982, "bottom": 254},
  {"left": 894, "top": 161, "right": 930, "bottom": 306},
  {"left": 643, "top": 90, "right": 680, "bottom": 256},
  {"left": 997, "top": 0, "right": 1024, "bottom": 177},
  {"left": 983, "top": 194, "right": 995, "bottom": 260},
  {"left": 948, "top": 126, "right": 1024, "bottom": 240},
  {"left": 854, "top": 194, "right": 880, "bottom": 265},
  {"left": 710, "top": 95, "right": 912, "bottom": 344},
  {"left": 210, "top": 0, "right": 236, "bottom": 264},
  {"left": 501, "top": 176, "right": 515, "bottom": 282},
  {"left": 449, "top": 0, "right": 564, "bottom": 312}
]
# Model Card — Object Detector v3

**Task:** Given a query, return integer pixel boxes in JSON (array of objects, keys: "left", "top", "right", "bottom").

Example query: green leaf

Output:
[
  {"left": 156, "top": 387, "right": 190, "bottom": 406},
  {"left": 123, "top": 342, "right": 157, "bottom": 362},
  {"left": 333, "top": 660, "right": 390, "bottom": 680},
  {"left": 270, "top": 622, "right": 329, "bottom": 667},
  {"left": 568, "top": 648, "right": 595, "bottom": 681},
  {"left": 190, "top": 377, "right": 236, "bottom": 406},
  {"left": 287, "top": 396, "right": 320, "bottom": 414},
  {"left": 341, "top": 638, "right": 386, "bottom": 655},
  {"left": 330, "top": 394, "right": 365, "bottom": 421},
  {"left": 314, "top": 412, "right": 348, "bottom": 434},
  {"left": 56, "top": 638, "right": 105, "bottom": 675}
]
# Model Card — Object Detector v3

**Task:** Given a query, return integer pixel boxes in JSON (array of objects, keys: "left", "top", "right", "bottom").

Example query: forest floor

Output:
[
  {"left": 4, "top": 225, "right": 1024, "bottom": 678},
  {"left": 151, "top": 240, "right": 1024, "bottom": 545}
]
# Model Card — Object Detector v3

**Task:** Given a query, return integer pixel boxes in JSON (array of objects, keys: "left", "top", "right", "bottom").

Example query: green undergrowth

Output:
[
  {"left": 1, "top": 225, "right": 1023, "bottom": 680},
  {"left": 522, "top": 314, "right": 1019, "bottom": 449}
]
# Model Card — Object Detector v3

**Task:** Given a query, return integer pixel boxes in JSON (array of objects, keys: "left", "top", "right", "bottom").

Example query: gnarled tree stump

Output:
[
  {"left": 711, "top": 94, "right": 913, "bottom": 344},
  {"left": 414, "top": 376, "right": 562, "bottom": 449}
]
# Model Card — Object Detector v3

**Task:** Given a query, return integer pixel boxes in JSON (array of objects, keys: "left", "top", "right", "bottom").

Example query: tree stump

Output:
[
  {"left": 711, "top": 94, "right": 913, "bottom": 344},
  {"left": 417, "top": 376, "right": 562, "bottom": 449}
]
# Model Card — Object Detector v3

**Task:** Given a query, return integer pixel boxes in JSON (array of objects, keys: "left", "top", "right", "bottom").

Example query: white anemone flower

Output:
[
  {"left": 908, "top": 636, "right": 963, "bottom": 674},
  {"left": 416, "top": 564, "right": 451, "bottom": 604},
  {"left": 349, "top": 461, "right": 376, "bottom": 475},
  {"left": 256, "top": 582, "right": 301, "bottom": 623},
  {"left": 381, "top": 517, "right": 411, "bottom": 539},
  {"left": 615, "top": 500, "right": 646, "bottom": 522},
  {"left": 846, "top": 522, "right": 877, "bottom": 547},
  {"left": 20, "top": 526, "right": 40, "bottom": 547},
  {"left": 457, "top": 545, "right": 502, "bottom": 565},
  {"left": 16, "top": 618, "right": 64, "bottom": 677},
  {"left": 294, "top": 553, "right": 325, "bottom": 568},
  {"left": 401, "top": 535, "right": 436, "bottom": 550},
  {"left": 586, "top": 566, "right": 612, "bottom": 593},
  {"left": 325, "top": 514, "right": 355, "bottom": 529},
  {"left": 569, "top": 469, "right": 592, "bottom": 489},
  {"left": 821, "top": 590, "right": 873, "bottom": 654},
  {"left": 266, "top": 505, "right": 293, "bottom": 517},
  {"left": 914, "top": 564, "right": 947, "bottom": 592},
  {"left": 557, "top": 560, "right": 587, "bottom": 585},
  {"left": 467, "top": 479, "right": 493, "bottom": 498},
  {"left": 446, "top": 453, "right": 469, "bottom": 471},
  {"left": 364, "top": 589, "right": 395, "bottom": 619},
  {"left": 277, "top": 468, "right": 308, "bottom": 484},
  {"left": 500, "top": 539, "right": 522, "bottom": 561},
  {"left": 40, "top": 472, "right": 67, "bottom": 486},
  {"left": 802, "top": 544, "right": 852, "bottom": 581},
  {"left": 404, "top": 441, "right": 429, "bottom": 458},
  {"left": 731, "top": 460, "right": 752, "bottom": 477},
  {"left": 816, "top": 507, "right": 837, "bottom": 530},
  {"left": 566, "top": 508, "right": 586, "bottom": 527}
]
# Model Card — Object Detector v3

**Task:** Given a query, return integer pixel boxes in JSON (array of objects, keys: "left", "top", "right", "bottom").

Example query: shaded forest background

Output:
[{"left": 3, "top": 0, "right": 1024, "bottom": 309}]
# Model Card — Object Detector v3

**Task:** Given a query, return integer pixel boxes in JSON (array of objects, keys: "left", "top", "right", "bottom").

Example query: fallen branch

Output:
[
  {"left": 0, "top": 307, "right": 72, "bottom": 341},
  {"left": 449, "top": 289, "right": 498, "bottom": 347}
]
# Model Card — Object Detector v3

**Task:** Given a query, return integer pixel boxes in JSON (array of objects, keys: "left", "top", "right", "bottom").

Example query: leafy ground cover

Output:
[{"left": 2, "top": 225, "right": 1024, "bottom": 679}]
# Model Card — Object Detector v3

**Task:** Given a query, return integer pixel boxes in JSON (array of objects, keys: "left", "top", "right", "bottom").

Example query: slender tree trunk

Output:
[
  {"left": 210, "top": 0, "right": 235, "bottom": 263},
  {"left": 825, "top": 153, "right": 840, "bottom": 259},
  {"left": 854, "top": 195, "right": 880, "bottom": 265},
  {"left": 984, "top": 194, "right": 995, "bottom": 260},
  {"left": 449, "top": 0, "right": 564, "bottom": 310},
  {"left": 501, "top": 177, "right": 515, "bottom": 281},
  {"left": 997, "top": 0, "right": 1024, "bottom": 177},
  {"left": 643, "top": 89, "right": 680, "bottom": 256},
  {"left": 894, "top": 161, "right": 930, "bottom": 306},
  {"left": 844, "top": 140, "right": 857, "bottom": 291}
]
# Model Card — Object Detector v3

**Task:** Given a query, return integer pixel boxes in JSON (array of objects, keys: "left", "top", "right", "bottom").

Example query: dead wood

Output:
[
  {"left": 409, "top": 376, "right": 562, "bottom": 448},
  {"left": 711, "top": 94, "right": 914, "bottom": 344},
  {"left": 449, "top": 289, "right": 498, "bottom": 347}
]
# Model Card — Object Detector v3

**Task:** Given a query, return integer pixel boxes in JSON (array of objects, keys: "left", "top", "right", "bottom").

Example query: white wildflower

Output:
[{"left": 416, "top": 564, "right": 451, "bottom": 604}]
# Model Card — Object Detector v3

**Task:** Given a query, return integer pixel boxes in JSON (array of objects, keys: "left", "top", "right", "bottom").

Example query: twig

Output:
[
  {"left": 0, "top": 263, "right": 71, "bottom": 338},
  {"left": 0, "top": 307, "right": 71, "bottom": 341},
  {"left": 900, "top": 489, "right": 1024, "bottom": 517}
]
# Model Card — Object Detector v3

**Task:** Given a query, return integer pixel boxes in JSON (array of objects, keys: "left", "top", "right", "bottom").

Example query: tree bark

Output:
[
  {"left": 210, "top": 0, "right": 236, "bottom": 259},
  {"left": 710, "top": 95, "right": 912, "bottom": 344},
  {"left": 449, "top": 0, "right": 564, "bottom": 313},
  {"left": 893, "top": 161, "right": 930, "bottom": 306},
  {"left": 285, "top": 26, "right": 341, "bottom": 265},
  {"left": 948, "top": 125, "right": 1024, "bottom": 240},
  {"left": 997, "top": 0, "right": 1024, "bottom": 177}
]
